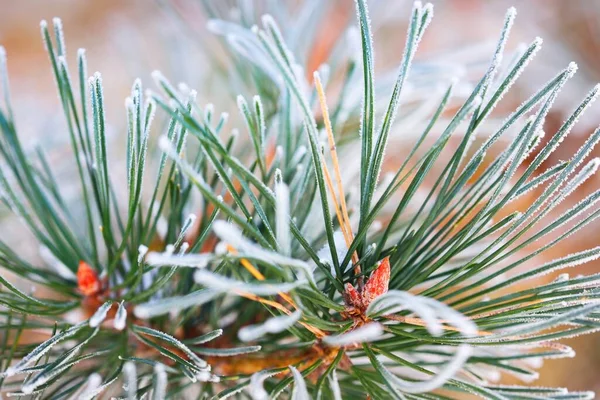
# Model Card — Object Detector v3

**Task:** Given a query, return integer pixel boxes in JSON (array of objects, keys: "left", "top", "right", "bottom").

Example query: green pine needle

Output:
[{"left": 0, "top": 1, "right": 599, "bottom": 399}]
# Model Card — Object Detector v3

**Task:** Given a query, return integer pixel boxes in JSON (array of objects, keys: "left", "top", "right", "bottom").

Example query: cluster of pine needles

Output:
[{"left": 1, "top": 0, "right": 600, "bottom": 398}]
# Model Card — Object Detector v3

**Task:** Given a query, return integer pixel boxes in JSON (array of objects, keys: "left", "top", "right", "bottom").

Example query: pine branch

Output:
[{"left": 0, "top": 1, "right": 599, "bottom": 399}]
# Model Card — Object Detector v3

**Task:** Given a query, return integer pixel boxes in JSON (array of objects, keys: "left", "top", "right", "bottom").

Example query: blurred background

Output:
[{"left": 1, "top": 0, "right": 599, "bottom": 394}]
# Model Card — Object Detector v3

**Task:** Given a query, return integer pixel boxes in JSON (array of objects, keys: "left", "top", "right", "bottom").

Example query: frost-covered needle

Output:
[
  {"left": 314, "top": 71, "right": 359, "bottom": 270},
  {"left": 222, "top": 244, "right": 326, "bottom": 338}
]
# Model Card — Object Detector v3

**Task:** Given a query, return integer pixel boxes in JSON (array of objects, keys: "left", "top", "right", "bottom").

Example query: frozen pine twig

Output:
[{"left": 0, "top": 1, "right": 599, "bottom": 399}]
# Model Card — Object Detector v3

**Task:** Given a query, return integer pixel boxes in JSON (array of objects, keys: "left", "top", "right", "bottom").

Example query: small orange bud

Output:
[
  {"left": 362, "top": 257, "right": 390, "bottom": 307},
  {"left": 77, "top": 261, "right": 101, "bottom": 296}
]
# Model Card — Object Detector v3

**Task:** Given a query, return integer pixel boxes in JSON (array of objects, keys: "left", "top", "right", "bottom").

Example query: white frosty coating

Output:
[
  {"left": 225, "top": 33, "right": 282, "bottom": 85},
  {"left": 381, "top": 343, "right": 471, "bottom": 394},
  {"left": 353, "top": 0, "right": 375, "bottom": 134},
  {"left": 3, "top": 3, "right": 596, "bottom": 400},
  {"left": 485, "top": 36, "right": 543, "bottom": 117},
  {"left": 316, "top": 231, "right": 349, "bottom": 276},
  {"left": 368, "top": 291, "right": 477, "bottom": 336},
  {"left": 20, "top": 326, "right": 98, "bottom": 395},
  {"left": 1, "top": 322, "right": 87, "bottom": 378},
  {"left": 145, "top": 252, "right": 213, "bottom": 268},
  {"left": 509, "top": 162, "right": 566, "bottom": 203},
  {"left": 554, "top": 273, "right": 570, "bottom": 283},
  {"left": 472, "top": 63, "right": 575, "bottom": 181},
  {"left": 179, "top": 242, "right": 190, "bottom": 255},
  {"left": 561, "top": 158, "right": 600, "bottom": 198},
  {"left": 216, "top": 111, "right": 230, "bottom": 130},
  {"left": 571, "top": 392, "right": 596, "bottom": 400},
  {"left": 188, "top": 329, "right": 223, "bottom": 345},
  {"left": 215, "top": 241, "right": 228, "bottom": 255},
  {"left": 138, "top": 244, "right": 149, "bottom": 263},
  {"left": 505, "top": 366, "right": 539, "bottom": 383},
  {"left": 486, "top": 7, "right": 516, "bottom": 83},
  {"left": 253, "top": 95, "right": 266, "bottom": 146},
  {"left": 143, "top": 98, "right": 157, "bottom": 135},
  {"left": 153, "top": 363, "right": 167, "bottom": 400},
  {"left": 520, "top": 129, "right": 545, "bottom": 166},
  {"left": 277, "top": 143, "right": 287, "bottom": 159},
  {"left": 238, "top": 310, "right": 301, "bottom": 342},
  {"left": 196, "top": 370, "right": 210, "bottom": 382},
  {"left": 177, "top": 82, "right": 191, "bottom": 95},
  {"left": 51, "top": 18, "right": 66, "bottom": 53},
  {"left": 204, "top": 103, "right": 214, "bottom": 121},
  {"left": 249, "top": 369, "right": 282, "bottom": 400},
  {"left": 78, "top": 373, "right": 102, "bottom": 400},
  {"left": 218, "top": 385, "right": 247, "bottom": 400},
  {"left": 204, "top": 345, "right": 261, "bottom": 357},
  {"left": 497, "top": 246, "right": 600, "bottom": 295},
  {"left": 196, "top": 370, "right": 220, "bottom": 383},
  {"left": 369, "top": 0, "right": 433, "bottom": 185},
  {"left": 188, "top": 89, "right": 198, "bottom": 105},
  {"left": 134, "top": 289, "right": 220, "bottom": 319},
  {"left": 502, "top": 158, "right": 596, "bottom": 255},
  {"left": 368, "top": 291, "right": 441, "bottom": 335},
  {"left": 533, "top": 83, "right": 600, "bottom": 172},
  {"left": 472, "top": 303, "right": 600, "bottom": 343},
  {"left": 76, "top": 46, "right": 86, "bottom": 62},
  {"left": 492, "top": 385, "right": 566, "bottom": 396},
  {"left": 291, "top": 63, "right": 310, "bottom": 102},
  {"left": 255, "top": 24, "right": 317, "bottom": 138},
  {"left": 20, "top": 368, "right": 55, "bottom": 393},
  {"left": 179, "top": 213, "right": 197, "bottom": 239},
  {"left": 508, "top": 193, "right": 600, "bottom": 277},
  {"left": 261, "top": 14, "right": 297, "bottom": 67},
  {"left": 237, "top": 94, "right": 249, "bottom": 117},
  {"left": 209, "top": 18, "right": 264, "bottom": 57},
  {"left": 512, "top": 124, "right": 600, "bottom": 237},
  {"left": 323, "top": 323, "right": 384, "bottom": 347},
  {"left": 523, "top": 357, "right": 544, "bottom": 370},
  {"left": 135, "top": 326, "right": 207, "bottom": 369},
  {"left": 365, "top": 290, "right": 476, "bottom": 393},
  {"left": 275, "top": 175, "right": 291, "bottom": 256},
  {"left": 0, "top": 45, "right": 11, "bottom": 117},
  {"left": 289, "top": 165, "right": 305, "bottom": 190},
  {"left": 212, "top": 220, "right": 315, "bottom": 283},
  {"left": 474, "top": 366, "right": 502, "bottom": 383},
  {"left": 317, "top": 63, "right": 331, "bottom": 88},
  {"left": 467, "top": 82, "right": 599, "bottom": 274},
  {"left": 330, "top": 370, "right": 343, "bottom": 400},
  {"left": 89, "top": 301, "right": 113, "bottom": 328},
  {"left": 290, "top": 145, "right": 307, "bottom": 165},
  {"left": 39, "top": 246, "right": 76, "bottom": 280},
  {"left": 151, "top": 70, "right": 172, "bottom": 94},
  {"left": 125, "top": 95, "right": 136, "bottom": 186},
  {"left": 194, "top": 269, "right": 307, "bottom": 296},
  {"left": 123, "top": 361, "right": 137, "bottom": 400},
  {"left": 218, "top": 311, "right": 238, "bottom": 328},
  {"left": 114, "top": 300, "right": 127, "bottom": 331},
  {"left": 290, "top": 366, "right": 310, "bottom": 400},
  {"left": 20, "top": 366, "right": 63, "bottom": 393}
]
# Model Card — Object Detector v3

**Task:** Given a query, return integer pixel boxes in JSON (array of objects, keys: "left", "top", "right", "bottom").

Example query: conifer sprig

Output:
[{"left": 0, "top": 1, "right": 600, "bottom": 398}]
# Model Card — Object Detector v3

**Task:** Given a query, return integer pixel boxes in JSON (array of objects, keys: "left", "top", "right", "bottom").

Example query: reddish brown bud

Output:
[
  {"left": 77, "top": 261, "right": 101, "bottom": 296},
  {"left": 362, "top": 256, "right": 390, "bottom": 307}
]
